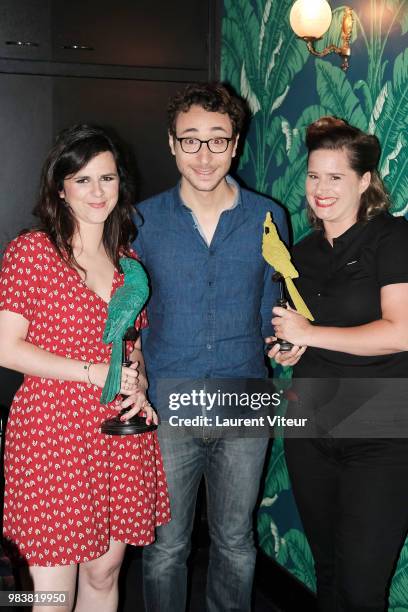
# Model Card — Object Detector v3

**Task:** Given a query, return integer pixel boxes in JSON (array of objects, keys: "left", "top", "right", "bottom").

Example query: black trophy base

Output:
[
  {"left": 265, "top": 338, "right": 293, "bottom": 354},
  {"left": 101, "top": 412, "right": 157, "bottom": 435}
]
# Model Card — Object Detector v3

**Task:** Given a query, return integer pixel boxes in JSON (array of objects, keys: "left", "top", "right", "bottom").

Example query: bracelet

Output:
[{"left": 83, "top": 362, "right": 94, "bottom": 385}]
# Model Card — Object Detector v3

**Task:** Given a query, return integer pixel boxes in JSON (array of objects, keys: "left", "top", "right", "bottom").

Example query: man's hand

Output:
[{"left": 265, "top": 336, "right": 306, "bottom": 366}]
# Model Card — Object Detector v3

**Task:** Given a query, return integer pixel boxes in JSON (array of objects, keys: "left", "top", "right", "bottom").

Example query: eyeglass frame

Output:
[{"left": 174, "top": 136, "right": 234, "bottom": 154}]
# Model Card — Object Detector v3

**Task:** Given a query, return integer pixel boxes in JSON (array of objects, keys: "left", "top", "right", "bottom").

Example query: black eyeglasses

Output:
[{"left": 175, "top": 137, "right": 233, "bottom": 154}]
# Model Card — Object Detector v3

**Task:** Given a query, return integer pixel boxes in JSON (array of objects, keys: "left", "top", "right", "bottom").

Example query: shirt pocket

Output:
[{"left": 341, "top": 259, "right": 368, "bottom": 280}]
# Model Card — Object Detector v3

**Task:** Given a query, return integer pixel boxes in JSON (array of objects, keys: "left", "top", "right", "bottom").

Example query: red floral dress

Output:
[{"left": 0, "top": 232, "right": 170, "bottom": 566}]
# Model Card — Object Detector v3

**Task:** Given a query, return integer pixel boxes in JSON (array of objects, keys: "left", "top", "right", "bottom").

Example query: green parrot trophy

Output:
[{"left": 100, "top": 257, "right": 157, "bottom": 435}]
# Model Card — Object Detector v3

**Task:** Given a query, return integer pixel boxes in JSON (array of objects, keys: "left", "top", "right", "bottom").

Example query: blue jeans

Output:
[{"left": 143, "top": 433, "right": 269, "bottom": 612}]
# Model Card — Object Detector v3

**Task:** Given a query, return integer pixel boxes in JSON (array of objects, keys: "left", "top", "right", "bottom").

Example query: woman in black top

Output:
[{"left": 267, "top": 117, "right": 408, "bottom": 612}]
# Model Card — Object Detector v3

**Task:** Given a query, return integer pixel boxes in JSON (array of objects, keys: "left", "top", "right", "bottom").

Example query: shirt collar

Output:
[
  {"left": 172, "top": 175, "right": 242, "bottom": 212},
  {"left": 318, "top": 220, "right": 368, "bottom": 251}
]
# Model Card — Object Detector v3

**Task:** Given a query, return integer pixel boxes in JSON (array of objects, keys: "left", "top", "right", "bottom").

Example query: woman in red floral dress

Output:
[{"left": 0, "top": 124, "right": 170, "bottom": 611}]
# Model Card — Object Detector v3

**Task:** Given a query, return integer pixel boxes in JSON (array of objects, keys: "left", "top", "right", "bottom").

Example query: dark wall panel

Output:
[{"left": 0, "top": 73, "right": 52, "bottom": 250}]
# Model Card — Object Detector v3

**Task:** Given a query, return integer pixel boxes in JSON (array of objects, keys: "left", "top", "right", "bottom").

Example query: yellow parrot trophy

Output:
[{"left": 262, "top": 212, "right": 314, "bottom": 322}]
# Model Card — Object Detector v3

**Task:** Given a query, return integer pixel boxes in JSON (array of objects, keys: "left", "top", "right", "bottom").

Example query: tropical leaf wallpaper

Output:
[{"left": 221, "top": 0, "right": 408, "bottom": 607}]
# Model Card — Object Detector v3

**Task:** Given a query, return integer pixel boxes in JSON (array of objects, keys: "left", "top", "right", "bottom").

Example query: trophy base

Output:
[
  {"left": 101, "top": 413, "right": 157, "bottom": 435},
  {"left": 265, "top": 339, "right": 293, "bottom": 354}
]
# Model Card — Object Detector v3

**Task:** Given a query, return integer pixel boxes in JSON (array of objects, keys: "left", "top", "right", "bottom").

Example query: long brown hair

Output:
[
  {"left": 305, "top": 116, "right": 390, "bottom": 228},
  {"left": 32, "top": 124, "right": 136, "bottom": 269}
]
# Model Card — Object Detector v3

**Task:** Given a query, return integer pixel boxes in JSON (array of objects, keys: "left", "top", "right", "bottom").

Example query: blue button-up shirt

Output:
[{"left": 133, "top": 178, "right": 288, "bottom": 406}]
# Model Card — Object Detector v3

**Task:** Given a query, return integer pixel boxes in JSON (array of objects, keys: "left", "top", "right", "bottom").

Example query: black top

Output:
[{"left": 292, "top": 213, "right": 408, "bottom": 378}]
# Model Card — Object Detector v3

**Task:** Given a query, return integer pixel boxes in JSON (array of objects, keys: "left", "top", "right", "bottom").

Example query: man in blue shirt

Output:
[{"left": 133, "top": 82, "right": 288, "bottom": 612}]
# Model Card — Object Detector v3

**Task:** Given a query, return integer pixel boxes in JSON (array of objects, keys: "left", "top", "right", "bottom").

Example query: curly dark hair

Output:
[
  {"left": 167, "top": 82, "right": 246, "bottom": 137},
  {"left": 306, "top": 116, "right": 390, "bottom": 228},
  {"left": 32, "top": 124, "right": 136, "bottom": 270}
]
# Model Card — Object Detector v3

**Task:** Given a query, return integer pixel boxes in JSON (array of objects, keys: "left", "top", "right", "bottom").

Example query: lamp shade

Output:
[{"left": 289, "top": 0, "right": 332, "bottom": 38}]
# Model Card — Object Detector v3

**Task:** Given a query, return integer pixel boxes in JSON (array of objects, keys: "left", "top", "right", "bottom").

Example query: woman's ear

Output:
[{"left": 359, "top": 171, "right": 371, "bottom": 195}]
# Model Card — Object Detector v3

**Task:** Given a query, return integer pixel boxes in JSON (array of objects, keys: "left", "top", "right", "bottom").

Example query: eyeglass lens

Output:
[{"left": 179, "top": 138, "right": 230, "bottom": 153}]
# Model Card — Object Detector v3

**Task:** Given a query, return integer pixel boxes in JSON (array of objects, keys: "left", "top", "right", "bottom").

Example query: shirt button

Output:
[
  {"left": 207, "top": 344, "right": 212, "bottom": 350},
  {"left": 209, "top": 250, "right": 215, "bottom": 256},
  {"left": 317, "top": 292, "right": 321, "bottom": 296}
]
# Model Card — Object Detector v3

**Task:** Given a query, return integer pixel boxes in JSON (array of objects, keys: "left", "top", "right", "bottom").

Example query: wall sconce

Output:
[{"left": 289, "top": 0, "right": 354, "bottom": 71}]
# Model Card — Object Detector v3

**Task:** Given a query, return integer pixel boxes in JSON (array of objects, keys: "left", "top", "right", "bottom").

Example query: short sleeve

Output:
[
  {"left": 0, "top": 233, "right": 43, "bottom": 321},
  {"left": 376, "top": 217, "right": 408, "bottom": 287}
]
